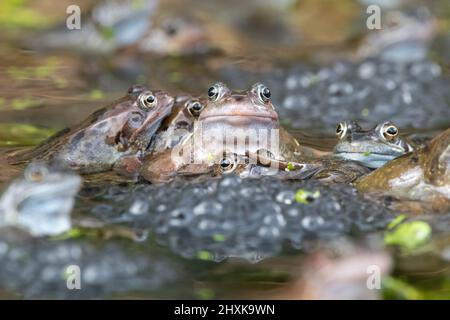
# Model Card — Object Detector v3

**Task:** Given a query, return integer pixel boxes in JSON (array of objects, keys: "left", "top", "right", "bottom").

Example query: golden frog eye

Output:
[
  {"left": 187, "top": 100, "right": 204, "bottom": 117},
  {"left": 207, "top": 82, "right": 229, "bottom": 101},
  {"left": 383, "top": 124, "right": 399, "bottom": 140},
  {"left": 139, "top": 92, "right": 157, "bottom": 110},
  {"left": 219, "top": 157, "right": 237, "bottom": 173},
  {"left": 24, "top": 163, "right": 49, "bottom": 182},
  {"left": 257, "top": 84, "right": 271, "bottom": 103},
  {"left": 336, "top": 122, "right": 347, "bottom": 139}
]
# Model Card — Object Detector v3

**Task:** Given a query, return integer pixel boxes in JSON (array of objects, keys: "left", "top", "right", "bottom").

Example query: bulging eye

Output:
[
  {"left": 257, "top": 84, "right": 271, "bottom": 103},
  {"left": 187, "top": 100, "right": 204, "bottom": 117},
  {"left": 207, "top": 82, "right": 229, "bottom": 101},
  {"left": 139, "top": 92, "right": 157, "bottom": 110},
  {"left": 25, "top": 163, "right": 49, "bottom": 182},
  {"left": 383, "top": 124, "right": 398, "bottom": 140},
  {"left": 165, "top": 22, "right": 178, "bottom": 36},
  {"left": 207, "top": 85, "right": 219, "bottom": 101},
  {"left": 219, "top": 157, "right": 237, "bottom": 173},
  {"left": 336, "top": 122, "right": 347, "bottom": 139}
]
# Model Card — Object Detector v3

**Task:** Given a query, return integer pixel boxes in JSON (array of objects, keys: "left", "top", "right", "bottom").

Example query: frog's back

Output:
[
  {"left": 422, "top": 128, "right": 450, "bottom": 186},
  {"left": 7, "top": 127, "right": 73, "bottom": 164},
  {"left": 7, "top": 103, "right": 115, "bottom": 165}
]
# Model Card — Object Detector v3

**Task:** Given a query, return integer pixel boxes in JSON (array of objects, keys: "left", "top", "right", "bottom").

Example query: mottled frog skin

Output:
[
  {"left": 140, "top": 82, "right": 302, "bottom": 183},
  {"left": 357, "top": 128, "right": 450, "bottom": 211},
  {"left": 149, "top": 95, "right": 207, "bottom": 154},
  {"left": 9, "top": 85, "right": 174, "bottom": 175},
  {"left": 334, "top": 120, "right": 414, "bottom": 168},
  {"left": 140, "top": 83, "right": 371, "bottom": 185}
]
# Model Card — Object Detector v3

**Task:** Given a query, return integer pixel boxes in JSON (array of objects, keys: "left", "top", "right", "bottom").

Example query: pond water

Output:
[{"left": 0, "top": 0, "right": 449, "bottom": 299}]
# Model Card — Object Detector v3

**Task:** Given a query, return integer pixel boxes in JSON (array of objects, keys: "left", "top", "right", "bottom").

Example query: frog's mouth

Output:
[
  {"left": 200, "top": 113, "right": 278, "bottom": 124},
  {"left": 334, "top": 151, "right": 398, "bottom": 169}
]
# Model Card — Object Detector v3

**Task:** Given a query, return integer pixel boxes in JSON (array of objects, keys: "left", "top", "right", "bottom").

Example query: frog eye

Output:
[
  {"left": 187, "top": 100, "right": 204, "bottom": 117},
  {"left": 219, "top": 157, "right": 237, "bottom": 173},
  {"left": 257, "top": 84, "right": 271, "bottom": 103},
  {"left": 336, "top": 122, "right": 347, "bottom": 139},
  {"left": 383, "top": 124, "right": 399, "bottom": 140},
  {"left": 139, "top": 92, "right": 157, "bottom": 110},
  {"left": 208, "top": 82, "right": 229, "bottom": 101},
  {"left": 24, "top": 163, "right": 49, "bottom": 182},
  {"left": 207, "top": 85, "right": 220, "bottom": 101},
  {"left": 164, "top": 22, "right": 178, "bottom": 36}
]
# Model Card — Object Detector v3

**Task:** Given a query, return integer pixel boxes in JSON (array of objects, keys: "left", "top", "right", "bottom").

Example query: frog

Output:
[
  {"left": 33, "top": 0, "right": 157, "bottom": 54},
  {"left": 34, "top": 0, "right": 212, "bottom": 57},
  {"left": 140, "top": 82, "right": 307, "bottom": 183},
  {"left": 194, "top": 81, "right": 302, "bottom": 161},
  {"left": 333, "top": 120, "right": 414, "bottom": 169},
  {"left": 9, "top": 85, "right": 174, "bottom": 176},
  {"left": 137, "top": 17, "right": 211, "bottom": 56},
  {"left": 149, "top": 95, "right": 207, "bottom": 154},
  {"left": 356, "top": 128, "right": 450, "bottom": 211},
  {"left": 142, "top": 146, "right": 369, "bottom": 185},
  {"left": 0, "top": 162, "right": 81, "bottom": 236},
  {"left": 357, "top": 9, "right": 437, "bottom": 63}
]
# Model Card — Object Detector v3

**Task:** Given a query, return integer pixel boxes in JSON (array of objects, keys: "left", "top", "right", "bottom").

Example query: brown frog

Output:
[
  {"left": 9, "top": 85, "right": 174, "bottom": 175},
  {"left": 149, "top": 95, "right": 207, "bottom": 154},
  {"left": 356, "top": 128, "right": 450, "bottom": 212},
  {"left": 140, "top": 82, "right": 304, "bottom": 183},
  {"left": 138, "top": 17, "right": 211, "bottom": 56},
  {"left": 142, "top": 144, "right": 368, "bottom": 185}
]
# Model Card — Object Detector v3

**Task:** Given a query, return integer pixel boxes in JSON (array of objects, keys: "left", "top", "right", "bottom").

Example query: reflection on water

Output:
[{"left": 0, "top": 0, "right": 449, "bottom": 299}]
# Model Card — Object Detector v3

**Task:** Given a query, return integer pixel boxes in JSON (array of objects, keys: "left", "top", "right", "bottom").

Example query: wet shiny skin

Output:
[
  {"left": 334, "top": 120, "right": 414, "bottom": 168},
  {"left": 140, "top": 82, "right": 301, "bottom": 183},
  {"left": 357, "top": 128, "right": 450, "bottom": 210},
  {"left": 9, "top": 85, "right": 174, "bottom": 174}
]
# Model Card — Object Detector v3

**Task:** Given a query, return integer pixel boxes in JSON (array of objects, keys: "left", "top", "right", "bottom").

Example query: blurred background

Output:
[{"left": 0, "top": 0, "right": 449, "bottom": 134}]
